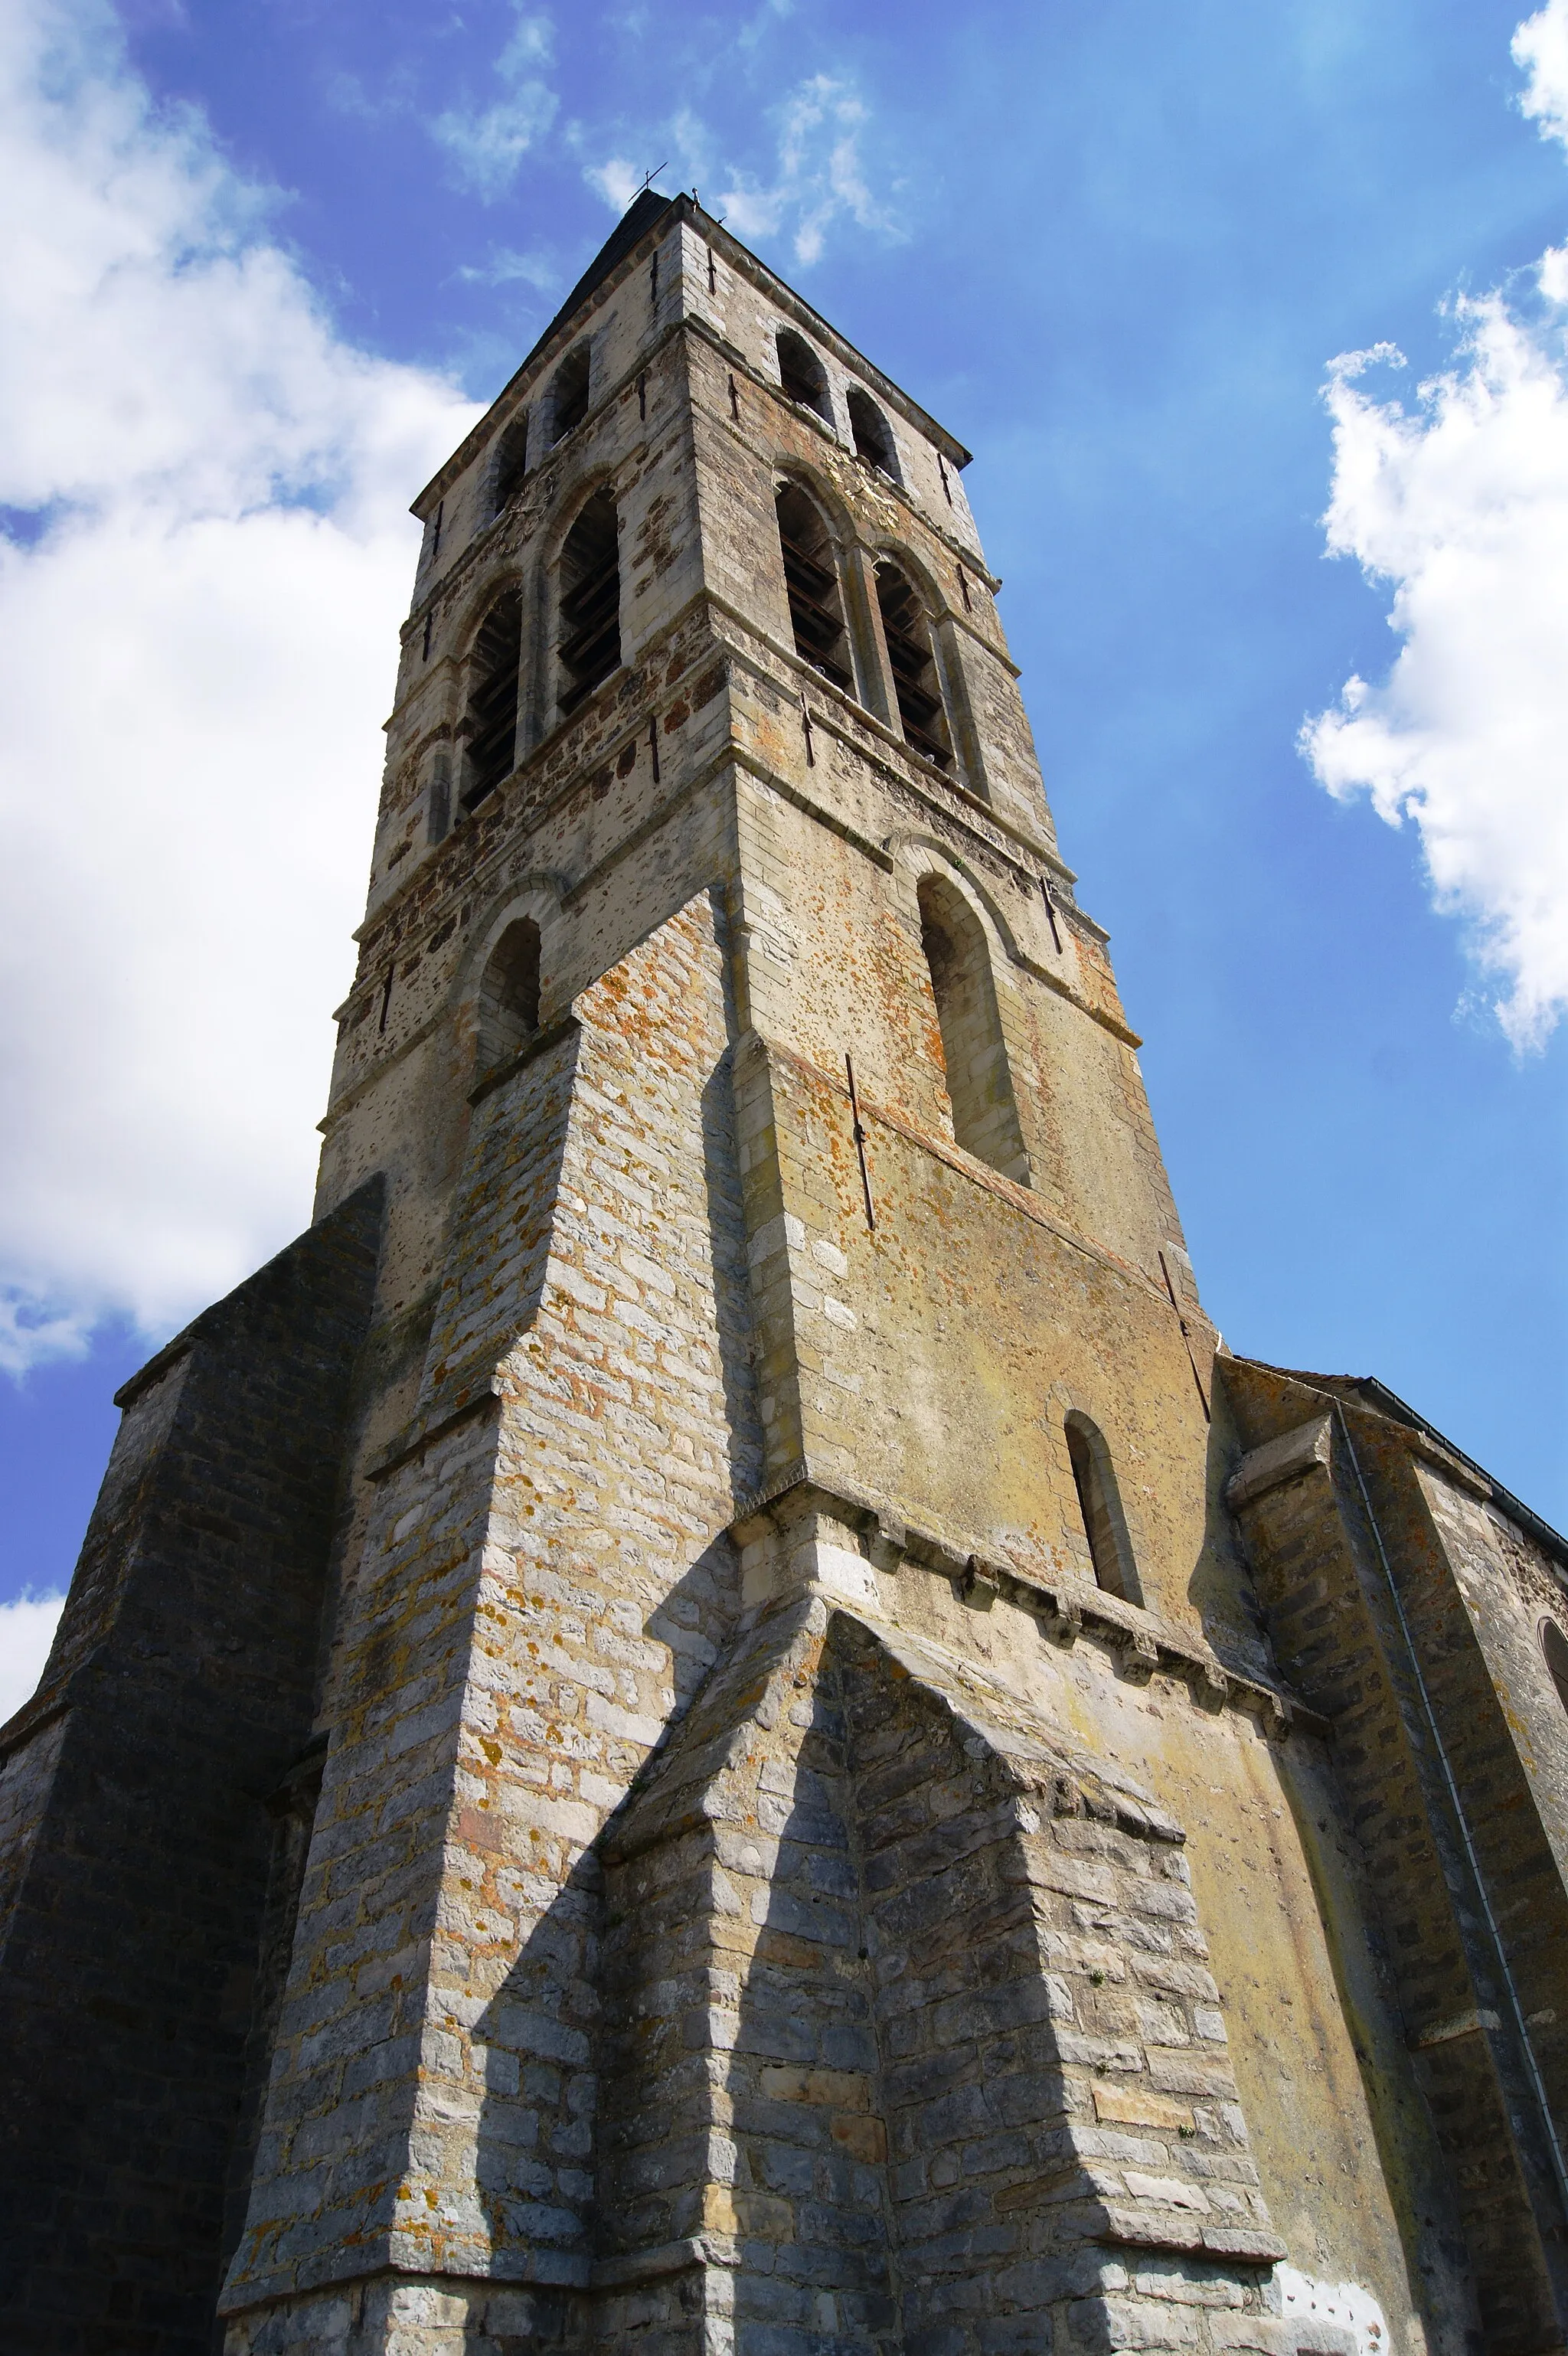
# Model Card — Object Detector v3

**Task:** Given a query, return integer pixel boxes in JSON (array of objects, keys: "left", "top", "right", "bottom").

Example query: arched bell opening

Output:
[
  {"left": 492, "top": 413, "right": 530, "bottom": 517},
  {"left": 461, "top": 590, "right": 523, "bottom": 814},
  {"left": 557, "top": 490, "right": 621, "bottom": 717},
  {"left": 877, "top": 560, "right": 952, "bottom": 770},
  {"left": 848, "top": 387, "right": 899, "bottom": 481},
  {"left": 776, "top": 328, "right": 831, "bottom": 423},
  {"left": 549, "top": 344, "right": 591, "bottom": 443},
  {"left": 776, "top": 483, "right": 851, "bottom": 693}
]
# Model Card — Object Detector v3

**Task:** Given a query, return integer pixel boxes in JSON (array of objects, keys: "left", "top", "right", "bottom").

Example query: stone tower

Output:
[{"left": 6, "top": 191, "right": 1568, "bottom": 2356}]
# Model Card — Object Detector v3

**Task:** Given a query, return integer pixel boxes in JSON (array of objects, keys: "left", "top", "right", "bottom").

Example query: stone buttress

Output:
[{"left": 5, "top": 190, "right": 1568, "bottom": 2356}]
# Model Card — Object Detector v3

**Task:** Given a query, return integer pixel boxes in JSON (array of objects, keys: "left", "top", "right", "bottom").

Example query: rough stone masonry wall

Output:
[
  {"left": 714, "top": 636, "right": 1178, "bottom": 1287},
  {"left": 0, "top": 1181, "right": 384, "bottom": 2356},
  {"left": 1220, "top": 1363, "right": 1568, "bottom": 2353},
  {"left": 1347, "top": 1416, "right": 1568, "bottom": 2330},
  {"left": 728, "top": 1022, "right": 1214, "bottom": 1635},
  {"left": 1419, "top": 1479, "right": 1568, "bottom": 1877},
  {"left": 222, "top": 890, "right": 763, "bottom": 2336},
  {"left": 316, "top": 603, "right": 734, "bottom": 1371},
  {"left": 595, "top": 1580, "right": 1286, "bottom": 2356},
  {"left": 1390, "top": 1457, "right": 1568, "bottom": 2099}
]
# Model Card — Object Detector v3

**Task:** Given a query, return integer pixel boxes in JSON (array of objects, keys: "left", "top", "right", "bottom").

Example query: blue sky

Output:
[{"left": 2, "top": 0, "right": 1566, "bottom": 1694}]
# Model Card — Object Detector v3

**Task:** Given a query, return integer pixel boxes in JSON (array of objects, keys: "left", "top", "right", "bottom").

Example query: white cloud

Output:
[
  {"left": 431, "top": 5, "right": 558, "bottom": 201},
  {"left": 497, "top": 11, "right": 554, "bottom": 75},
  {"left": 585, "top": 156, "right": 645, "bottom": 214},
  {"left": 710, "top": 76, "right": 899, "bottom": 266},
  {"left": 0, "top": 0, "right": 479, "bottom": 1372},
  {"left": 1515, "top": 0, "right": 1568, "bottom": 149},
  {"left": 1300, "top": 15, "right": 1568, "bottom": 1050},
  {"left": 586, "top": 74, "right": 901, "bottom": 268},
  {"left": 456, "top": 244, "right": 561, "bottom": 292},
  {"left": 768, "top": 75, "right": 893, "bottom": 266},
  {"left": 0, "top": 1592, "right": 65, "bottom": 1724},
  {"left": 736, "top": 0, "right": 795, "bottom": 51}
]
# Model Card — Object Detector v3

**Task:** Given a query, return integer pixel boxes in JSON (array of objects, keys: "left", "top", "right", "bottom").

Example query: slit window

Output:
[
  {"left": 877, "top": 560, "right": 951, "bottom": 770},
  {"left": 1542, "top": 1622, "right": 1568, "bottom": 1717},
  {"left": 776, "top": 485, "right": 850, "bottom": 692},
  {"left": 426, "top": 755, "right": 451, "bottom": 846},
  {"left": 493, "top": 414, "right": 529, "bottom": 514},
  {"left": 777, "top": 329, "right": 831, "bottom": 423},
  {"left": 550, "top": 345, "right": 591, "bottom": 443},
  {"left": 1065, "top": 1413, "right": 1142, "bottom": 1606},
  {"left": 477, "top": 918, "right": 541, "bottom": 1073},
  {"left": 917, "top": 874, "right": 1028, "bottom": 1182},
  {"left": 558, "top": 489, "right": 621, "bottom": 715},
  {"left": 848, "top": 389, "right": 899, "bottom": 479},
  {"left": 462, "top": 590, "right": 522, "bottom": 812}
]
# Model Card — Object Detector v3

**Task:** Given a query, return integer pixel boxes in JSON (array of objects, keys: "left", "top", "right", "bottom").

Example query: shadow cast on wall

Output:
[{"left": 468, "top": 1593, "right": 1286, "bottom": 2356}]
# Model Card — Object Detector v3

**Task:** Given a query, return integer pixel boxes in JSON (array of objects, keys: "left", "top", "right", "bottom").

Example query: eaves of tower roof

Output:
[{"left": 412, "top": 188, "right": 972, "bottom": 515}]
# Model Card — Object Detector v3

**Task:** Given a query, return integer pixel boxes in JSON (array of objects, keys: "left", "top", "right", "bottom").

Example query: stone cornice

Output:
[{"left": 726, "top": 1462, "right": 1325, "bottom": 1741}]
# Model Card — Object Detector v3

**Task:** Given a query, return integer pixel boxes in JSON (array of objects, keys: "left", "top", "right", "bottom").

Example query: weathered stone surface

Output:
[
  {"left": 6, "top": 190, "right": 1568, "bottom": 2356},
  {"left": 0, "top": 1179, "right": 384, "bottom": 2352}
]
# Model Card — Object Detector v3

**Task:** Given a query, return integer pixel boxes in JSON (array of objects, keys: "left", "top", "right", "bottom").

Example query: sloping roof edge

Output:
[{"left": 1228, "top": 1357, "right": 1568, "bottom": 1574}]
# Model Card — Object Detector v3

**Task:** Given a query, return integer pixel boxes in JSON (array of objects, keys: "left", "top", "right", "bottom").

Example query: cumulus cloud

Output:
[
  {"left": 0, "top": 0, "right": 479, "bottom": 1372},
  {"left": 1300, "top": 8, "right": 1568, "bottom": 1049},
  {"left": 0, "top": 1592, "right": 64, "bottom": 1724},
  {"left": 587, "top": 74, "right": 901, "bottom": 267},
  {"left": 1515, "top": 0, "right": 1568, "bottom": 149},
  {"left": 431, "top": 7, "right": 558, "bottom": 201},
  {"left": 585, "top": 156, "right": 645, "bottom": 214}
]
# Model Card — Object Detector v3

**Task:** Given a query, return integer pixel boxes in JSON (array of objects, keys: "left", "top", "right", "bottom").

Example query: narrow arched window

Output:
[
  {"left": 462, "top": 591, "right": 522, "bottom": 813},
  {"left": 918, "top": 874, "right": 1027, "bottom": 1181},
  {"left": 1065, "top": 1414, "right": 1142, "bottom": 1606},
  {"left": 777, "top": 329, "right": 831, "bottom": 423},
  {"left": 776, "top": 485, "right": 850, "bottom": 691},
  {"left": 550, "top": 345, "right": 591, "bottom": 443},
  {"left": 877, "top": 561, "right": 951, "bottom": 770},
  {"left": 477, "top": 919, "right": 541, "bottom": 1073},
  {"left": 848, "top": 389, "right": 898, "bottom": 479},
  {"left": 558, "top": 489, "right": 621, "bottom": 715},
  {"left": 493, "top": 413, "right": 529, "bottom": 515},
  {"left": 1542, "top": 1622, "right": 1568, "bottom": 1717}
]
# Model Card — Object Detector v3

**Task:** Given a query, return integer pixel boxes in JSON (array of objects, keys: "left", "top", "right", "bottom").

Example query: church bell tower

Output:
[
  {"left": 11, "top": 190, "right": 1568, "bottom": 2356},
  {"left": 220, "top": 185, "right": 1295, "bottom": 2351},
  {"left": 216, "top": 182, "right": 1306, "bottom": 2352}
]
